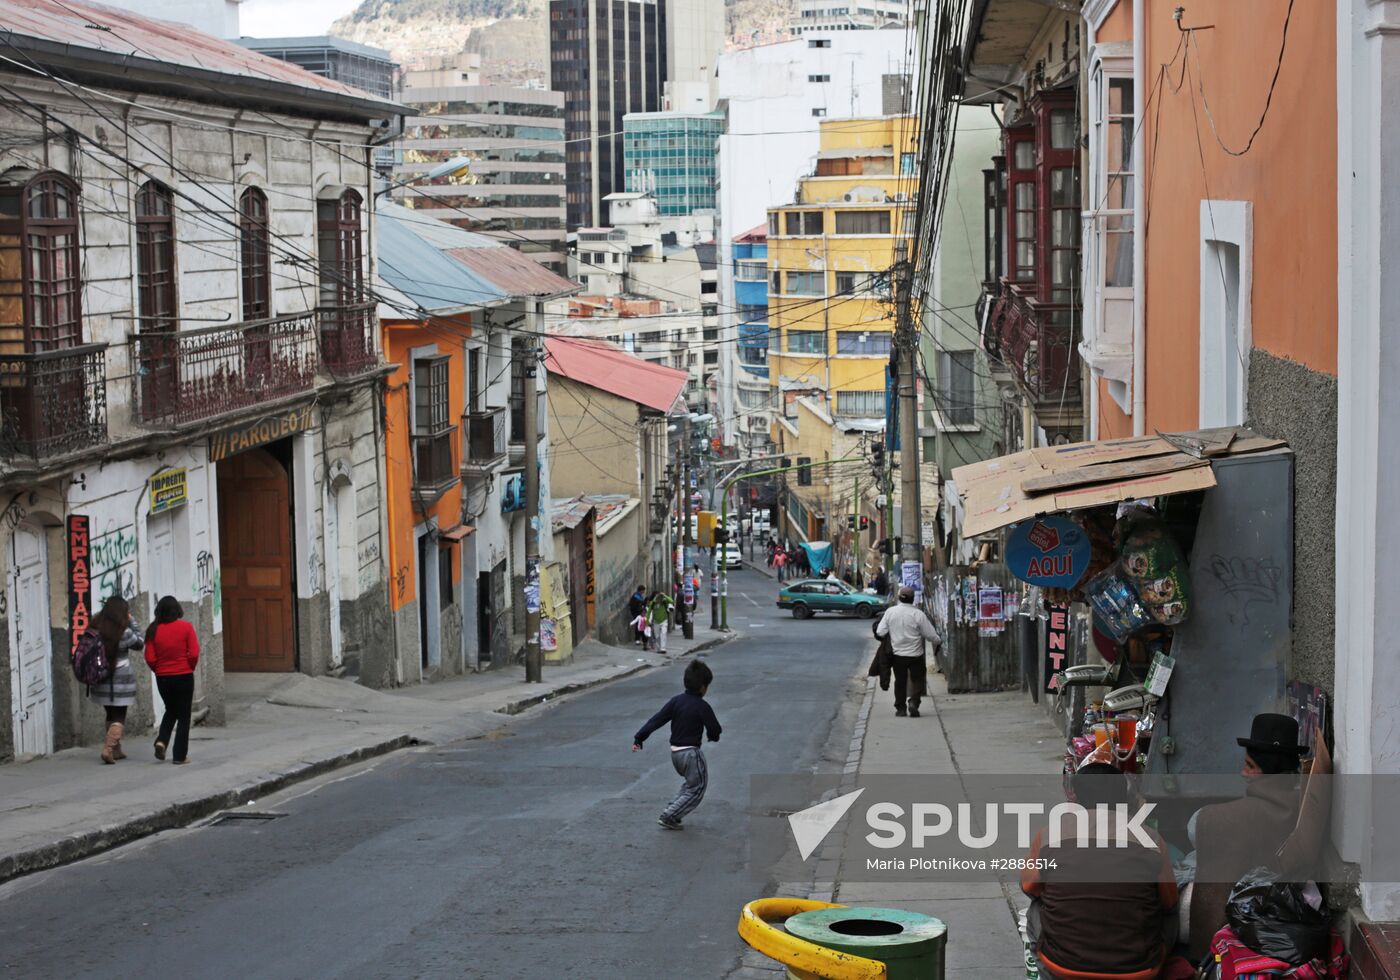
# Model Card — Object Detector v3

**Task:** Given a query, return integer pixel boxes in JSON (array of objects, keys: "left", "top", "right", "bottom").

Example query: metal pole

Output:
[
  {"left": 523, "top": 329, "right": 542, "bottom": 684},
  {"left": 852, "top": 472, "right": 859, "bottom": 586},
  {"left": 895, "top": 241, "right": 922, "bottom": 570},
  {"left": 721, "top": 488, "right": 730, "bottom": 630},
  {"left": 681, "top": 415, "right": 695, "bottom": 639}
]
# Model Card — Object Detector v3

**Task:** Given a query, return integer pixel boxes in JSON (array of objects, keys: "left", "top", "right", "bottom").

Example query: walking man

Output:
[{"left": 874, "top": 586, "right": 940, "bottom": 717}]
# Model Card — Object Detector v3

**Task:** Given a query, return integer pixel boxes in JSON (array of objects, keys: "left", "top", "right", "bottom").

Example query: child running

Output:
[{"left": 632, "top": 660, "right": 722, "bottom": 830}]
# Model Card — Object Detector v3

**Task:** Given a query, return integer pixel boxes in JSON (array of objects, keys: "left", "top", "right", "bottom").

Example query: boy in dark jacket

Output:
[{"left": 632, "top": 661, "right": 722, "bottom": 830}]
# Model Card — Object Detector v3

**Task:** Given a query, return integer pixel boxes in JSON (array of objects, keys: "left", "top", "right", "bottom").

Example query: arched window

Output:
[
  {"left": 135, "top": 180, "right": 176, "bottom": 333},
  {"left": 238, "top": 187, "right": 270, "bottom": 321},
  {"left": 0, "top": 171, "right": 82, "bottom": 352},
  {"left": 316, "top": 188, "right": 363, "bottom": 308}
]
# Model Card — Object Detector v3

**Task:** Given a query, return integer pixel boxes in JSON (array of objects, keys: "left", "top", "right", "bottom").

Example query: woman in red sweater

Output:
[{"left": 144, "top": 595, "right": 199, "bottom": 764}]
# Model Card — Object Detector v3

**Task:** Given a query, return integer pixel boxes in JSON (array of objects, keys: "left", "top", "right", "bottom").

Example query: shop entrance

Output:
[
  {"left": 8, "top": 522, "right": 53, "bottom": 756},
  {"left": 217, "top": 446, "right": 295, "bottom": 671}
]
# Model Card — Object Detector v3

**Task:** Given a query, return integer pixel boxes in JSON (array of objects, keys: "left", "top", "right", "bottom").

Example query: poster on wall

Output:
[
  {"left": 977, "top": 587, "right": 1004, "bottom": 636},
  {"left": 67, "top": 515, "right": 92, "bottom": 652},
  {"left": 1044, "top": 603, "right": 1070, "bottom": 694},
  {"left": 524, "top": 559, "right": 541, "bottom": 614},
  {"left": 900, "top": 561, "right": 923, "bottom": 606},
  {"left": 539, "top": 618, "right": 558, "bottom": 652},
  {"left": 148, "top": 468, "right": 188, "bottom": 515}
]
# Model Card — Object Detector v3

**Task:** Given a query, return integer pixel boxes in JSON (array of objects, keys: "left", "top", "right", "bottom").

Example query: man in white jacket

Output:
[{"left": 875, "top": 586, "right": 941, "bottom": 717}]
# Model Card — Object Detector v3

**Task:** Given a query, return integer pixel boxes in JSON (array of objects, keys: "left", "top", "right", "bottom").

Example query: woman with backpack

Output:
[
  {"left": 87, "top": 596, "right": 141, "bottom": 764},
  {"left": 144, "top": 595, "right": 199, "bottom": 764}
]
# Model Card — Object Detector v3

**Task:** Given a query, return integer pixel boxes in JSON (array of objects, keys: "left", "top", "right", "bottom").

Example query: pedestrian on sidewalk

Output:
[
  {"left": 874, "top": 586, "right": 940, "bottom": 718},
  {"left": 773, "top": 548, "right": 787, "bottom": 582},
  {"left": 89, "top": 596, "right": 140, "bottom": 764},
  {"left": 144, "top": 595, "right": 200, "bottom": 765},
  {"left": 647, "top": 589, "right": 674, "bottom": 653},
  {"left": 628, "top": 584, "right": 647, "bottom": 645},
  {"left": 632, "top": 660, "right": 722, "bottom": 830}
]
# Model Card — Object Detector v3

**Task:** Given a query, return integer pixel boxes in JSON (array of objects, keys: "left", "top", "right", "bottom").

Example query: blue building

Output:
[{"left": 733, "top": 224, "right": 769, "bottom": 378}]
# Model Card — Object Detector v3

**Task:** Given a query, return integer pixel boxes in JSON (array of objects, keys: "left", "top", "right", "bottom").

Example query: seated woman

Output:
[{"left": 1022, "top": 763, "right": 1179, "bottom": 979}]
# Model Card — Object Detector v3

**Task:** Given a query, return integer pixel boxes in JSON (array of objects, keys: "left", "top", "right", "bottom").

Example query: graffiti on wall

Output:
[
  {"left": 90, "top": 525, "right": 138, "bottom": 603},
  {"left": 194, "top": 549, "right": 221, "bottom": 618}
]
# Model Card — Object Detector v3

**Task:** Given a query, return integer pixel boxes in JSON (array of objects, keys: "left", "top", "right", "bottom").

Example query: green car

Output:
[{"left": 776, "top": 579, "right": 886, "bottom": 620}]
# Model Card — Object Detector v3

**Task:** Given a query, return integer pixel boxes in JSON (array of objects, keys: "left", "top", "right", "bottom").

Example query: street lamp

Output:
[{"left": 375, "top": 156, "right": 473, "bottom": 199}]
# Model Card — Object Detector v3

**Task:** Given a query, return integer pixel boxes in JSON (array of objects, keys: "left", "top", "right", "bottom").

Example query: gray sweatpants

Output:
[{"left": 662, "top": 747, "right": 708, "bottom": 821}]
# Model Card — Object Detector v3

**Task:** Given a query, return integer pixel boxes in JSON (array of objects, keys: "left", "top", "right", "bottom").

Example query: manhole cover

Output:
[{"left": 208, "top": 811, "right": 285, "bottom": 826}]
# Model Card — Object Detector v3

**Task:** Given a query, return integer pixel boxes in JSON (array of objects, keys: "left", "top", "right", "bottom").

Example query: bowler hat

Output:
[{"left": 1237, "top": 713, "right": 1308, "bottom": 754}]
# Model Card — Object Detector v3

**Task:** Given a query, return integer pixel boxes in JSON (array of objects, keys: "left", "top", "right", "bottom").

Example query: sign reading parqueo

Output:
[{"left": 209, "top": 405, "right": 315, "bottom": 462}]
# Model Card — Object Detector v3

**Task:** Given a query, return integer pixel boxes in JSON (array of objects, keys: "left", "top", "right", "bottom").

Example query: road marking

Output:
[
  {"left": 742, "top": 594, "right": 759, "bottom": 607},
  {"left": 748, "top": 623, "right": 766, "bottom": 628}
]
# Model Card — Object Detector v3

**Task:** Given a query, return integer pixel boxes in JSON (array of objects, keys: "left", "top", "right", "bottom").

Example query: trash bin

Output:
[{"left": 781, "top": 906, "right": 946, "bottom": 980}]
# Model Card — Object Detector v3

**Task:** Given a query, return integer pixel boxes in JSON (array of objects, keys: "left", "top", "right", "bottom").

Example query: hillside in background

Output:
[{"left": 330, "top": 0, "right": 796, "bottom": 85}]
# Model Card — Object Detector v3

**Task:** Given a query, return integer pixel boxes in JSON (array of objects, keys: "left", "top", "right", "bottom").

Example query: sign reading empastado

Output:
[
  {"left": 1006, "top": 515, "right": 1091, "bottom": 588},
  {"left": 67, "top": 515, "right": 92, "bottom": 653},
  {"left": 148, "top": 468, "right": 188, "bottom": 515},
  {"left": 208, "top": 405, "right": 315, "bottom": 463}
]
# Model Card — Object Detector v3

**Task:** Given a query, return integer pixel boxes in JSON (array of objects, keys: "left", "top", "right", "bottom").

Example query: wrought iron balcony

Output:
[
  {"left": 317, "top": 303, "right": 379, "bottom": 378},
  {"left": 0, "top": 343, "right": 108, "bottom": 461},
  {"left": 462, "top": 406, "right": 508, "bottom": 475},
  {"left": 983, "top": 280, "right": 1081, "bottom": 409},
  {"left": 130, "top": 314, "right": 318, "bottom": 427},
  {"left": 413, "top": 425, "right": 459, "bottom": 500}
]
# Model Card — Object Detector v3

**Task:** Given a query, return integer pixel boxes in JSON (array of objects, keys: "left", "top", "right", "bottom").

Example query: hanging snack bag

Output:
[
  {"left": 1118, "top": 517, "right": 1191, "bottom": 626},
  {"left": 1085, "top": 562, "right": 1154, "bottom": 641}
]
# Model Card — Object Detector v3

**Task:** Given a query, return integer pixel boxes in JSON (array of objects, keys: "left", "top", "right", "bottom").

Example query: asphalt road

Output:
[{"left": 0, "top": 567, "right": 873, "bottom": 979}]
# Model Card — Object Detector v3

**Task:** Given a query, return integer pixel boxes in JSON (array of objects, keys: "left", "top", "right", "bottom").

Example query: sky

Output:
[{"left": 240, "top": 0, "right": 361, "bottom": 38}]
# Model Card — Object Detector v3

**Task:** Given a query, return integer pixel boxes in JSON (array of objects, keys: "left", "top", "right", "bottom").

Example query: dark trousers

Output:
[
  {"left": 891, "top": 654, "right": 926, "bottom": 710},
  {"left": 155, "top": 673, "right": 195, "bottom": 762}
]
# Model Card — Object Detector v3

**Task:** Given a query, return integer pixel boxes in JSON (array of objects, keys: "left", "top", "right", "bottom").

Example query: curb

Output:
[
  {"left": 0, "top": 733, "right": 417, "bottom": 887},
  {"left": 496, "top": 663, "right": 653, "bottom": 715}
]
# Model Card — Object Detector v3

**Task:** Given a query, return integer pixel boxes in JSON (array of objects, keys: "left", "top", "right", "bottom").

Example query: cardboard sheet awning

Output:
[{"left": 950, "top": 427, "right": 1287, "bottom": 538}]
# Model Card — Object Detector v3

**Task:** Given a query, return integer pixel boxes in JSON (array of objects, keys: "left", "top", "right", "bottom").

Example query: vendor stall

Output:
[{"left": 951, "top": 426, "right": 1310, "bottom": 787}]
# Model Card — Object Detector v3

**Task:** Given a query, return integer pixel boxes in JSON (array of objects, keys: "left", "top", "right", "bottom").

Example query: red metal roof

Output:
[
  {"left": 445, "top": 245, "right": 578, "bottom": 299},
  {"left": 0, "top": 0, "right": 389, "bottom": 104},
  {"left": 544, "top": 336, "right": 688, "bottom": 415},
  {"left": 734, "top": 223, "right": 768, "bottom": 244}
]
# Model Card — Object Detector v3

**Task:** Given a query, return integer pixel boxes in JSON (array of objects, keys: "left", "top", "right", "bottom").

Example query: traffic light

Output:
[
  {"left": 846, "top": 515, "right": 857, "bottom": 530},
  {"left": 860, "top": 516, "right": 870, "bottom": 530},
  {"left": 871, "top": 442, "right": 885, "bottom": 469},
  {"left": 714, "top": 527, "right": 731, "bottom": 545},
  {"left": 696, "top": 511, "right": 717, "bottom": 548}
]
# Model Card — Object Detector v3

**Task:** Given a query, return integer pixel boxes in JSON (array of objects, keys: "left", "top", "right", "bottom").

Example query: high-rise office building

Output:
[
  {"left": 622, "top": 110, "right": 724, "bottom": 215},
  {"left": 237, "top": 36, "right": 397, "bottom": 99},
  {"left": 664, "top": 0, "right": 723, "bottom": 111},
  {"left": 549, "top": 0, "right": 667, "bottom": 231},
  {"left": 394, "top": 53, "right": 567, "bottom": 271}
]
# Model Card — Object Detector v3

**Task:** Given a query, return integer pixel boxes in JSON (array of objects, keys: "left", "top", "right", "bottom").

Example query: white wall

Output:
[{"left": 98, "top": 0, "right": 242, "bottom": 37}]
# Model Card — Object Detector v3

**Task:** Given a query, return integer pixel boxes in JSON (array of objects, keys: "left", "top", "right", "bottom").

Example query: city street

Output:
[{"left": 0, "top": 568, "right": 871, "bottom": 979}]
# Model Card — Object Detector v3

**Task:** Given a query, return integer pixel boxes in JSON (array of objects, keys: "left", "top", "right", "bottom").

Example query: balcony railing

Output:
[
  {"left": 462, "top": 406, "right": 508, "bottom": 474},
  {"left": 317, "top": 303, "right": 379, "bottom": 378},
  {"left": 413, "top": 426, "right": 458, "bottom": 497},
  {"left": 0, "top": 343, "right": 108, "bottom": 460},
  {"left": 131, "top": 314, "right": 318, "bottom": 426},
  {"left": 987, "top": 281, "right": 1081, "bottom": 406}
]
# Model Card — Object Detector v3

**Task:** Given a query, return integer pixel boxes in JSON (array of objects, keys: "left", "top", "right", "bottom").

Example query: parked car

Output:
[
  {"left": 722, "top": 543, "right": 743, "bottom": 569},
  {"left": 751, "top": 511, "right": 771, "bottom": 535},
  {"left": 776, "top": 579, "right": 886, "bottom": 619}
]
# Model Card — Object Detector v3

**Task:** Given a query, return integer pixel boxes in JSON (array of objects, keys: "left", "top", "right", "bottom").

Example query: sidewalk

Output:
[
  {"left": 0, "top": 631, "right": 731, "bottom": 886},
  {"left": 831, "top": 671, "right": 1065, "bottom": 977}
]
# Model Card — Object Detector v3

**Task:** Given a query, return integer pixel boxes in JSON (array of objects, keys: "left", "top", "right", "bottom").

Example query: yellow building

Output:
[{"left": 766, "top": 116, "right": 916, "bottom": 420}]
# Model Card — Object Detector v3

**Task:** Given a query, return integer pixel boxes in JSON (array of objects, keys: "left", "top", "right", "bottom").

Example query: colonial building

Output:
[{"left": 0, "top": 0, "right": 403, "bottom": 760}]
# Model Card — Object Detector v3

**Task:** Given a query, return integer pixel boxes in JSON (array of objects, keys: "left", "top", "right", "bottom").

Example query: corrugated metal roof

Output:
[
  {"left": 447, "top": 244, "right": 578, "bottom": 299},
  {"left": 0, "top": 0, "right": 402, "bottom": 111},
  {"left": 734, "top": 223, "right": 768, "bottom": 244},
  {"left": 544, "top": 336, "right": 688, "bottom": 415},
  {"left": 376, "top": 208, "right": 508, "bottom": 314},
  {"left": 551, "top": 493, "right": 633, "bottom": 534}
]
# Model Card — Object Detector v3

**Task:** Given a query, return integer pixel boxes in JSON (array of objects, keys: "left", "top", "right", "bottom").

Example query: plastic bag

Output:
[
  {"left": 1225, "top": 868, "right": 1330, "bottom": 966},
  {"left": 1085, "top": 563, "right": 1154, "bottom": 640},
  {"left": 1117, "top": 516, "right": 1191, "bottom": 626}
]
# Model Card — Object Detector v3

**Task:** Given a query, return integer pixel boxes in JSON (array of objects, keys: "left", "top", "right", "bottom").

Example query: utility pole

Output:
[
  {"left": 680, "top": 414, "right": 695, "bottom": 639},
  {"left": 894, "top": 240, "right": 922, "bottom": 573},
  {"left": 523, "top": 329, "right": 542, "bottom": 684},
  {"left": 851, "top": 472, "right": 860, "bottom": 586}
]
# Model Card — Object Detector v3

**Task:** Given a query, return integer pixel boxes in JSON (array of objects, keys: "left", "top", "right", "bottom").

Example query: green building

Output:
[{"left": 622, "top": 110, "right": 725, "bottom": 216}]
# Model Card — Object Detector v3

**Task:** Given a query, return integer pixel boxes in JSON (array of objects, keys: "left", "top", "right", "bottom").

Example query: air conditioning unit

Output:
[{"left": 843, "top": 193, "right": 854, "bottom": 202}]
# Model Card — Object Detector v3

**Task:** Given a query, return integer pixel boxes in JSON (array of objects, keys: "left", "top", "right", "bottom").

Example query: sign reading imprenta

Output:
[
  {"left": 209, "top": 405, "right": 315, "bottom": 462},
  {"left": 149, "top": 468, "right": 188, "bottom": 515}
]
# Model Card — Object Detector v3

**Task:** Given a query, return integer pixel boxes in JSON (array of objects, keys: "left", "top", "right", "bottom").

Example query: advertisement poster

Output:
[
  {"left": 539, "top": 618, "right": 558, "bottom": 652},
  {"left": 1044, "top": 603, "right": 1069, "bottom": 693},
  {"left": 524, "top": 559, "right": 541, "bottom": 614},
  {"left": 977, "top": 587, "right": 1004, "bottom": 637},
  {"left": 900, "top": 561, "right": 923, "bottom": 605},
  {"left": 1006, "top": 516, "right": 1091, "bottom": 589},
  {"left": 961, "top": 577, "right": 978, "bottom": 626},
  {"left": 932, "top": 576, "right": 949, "bottom": 629},
  {"left": 148, "top": 468, "right": 188, "bottom": 515}
]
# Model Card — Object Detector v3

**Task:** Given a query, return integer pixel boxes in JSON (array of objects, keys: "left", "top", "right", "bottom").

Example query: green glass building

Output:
[{"left": 622, "top": 111, "right": 726, "bottom": 216}]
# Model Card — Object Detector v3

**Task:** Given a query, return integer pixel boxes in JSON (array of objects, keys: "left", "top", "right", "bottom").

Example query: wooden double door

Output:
[{"left": 218, "top": 447, "right": 295, "bottom": 671}]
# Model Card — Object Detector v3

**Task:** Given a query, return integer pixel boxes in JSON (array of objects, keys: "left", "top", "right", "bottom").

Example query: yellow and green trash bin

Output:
[{"left": 737, "top": 898, "right": 947, "bottom": 979}]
